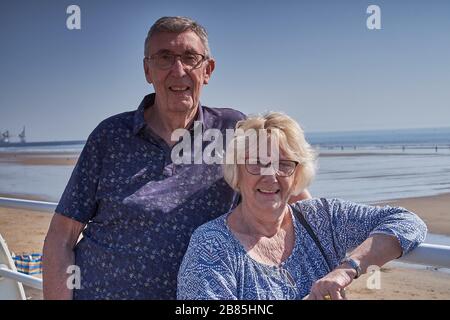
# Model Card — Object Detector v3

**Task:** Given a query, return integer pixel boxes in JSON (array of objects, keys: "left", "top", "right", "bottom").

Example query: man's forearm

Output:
[
  {"left": 43, "top": 213, "right": 85, "bottom": 300},
  {"left": 42, "top": 240, "right": 76, "bottom": 300}
]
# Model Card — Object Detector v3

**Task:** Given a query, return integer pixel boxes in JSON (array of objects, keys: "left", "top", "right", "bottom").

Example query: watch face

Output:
[{"left": 342, "top": 258, "right": 361, "bottom": 278}]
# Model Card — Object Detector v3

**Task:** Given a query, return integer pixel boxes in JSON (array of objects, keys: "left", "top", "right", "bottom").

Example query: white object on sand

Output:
[{"left": 0, "top": 233, "right": 26, "bottom": 300}]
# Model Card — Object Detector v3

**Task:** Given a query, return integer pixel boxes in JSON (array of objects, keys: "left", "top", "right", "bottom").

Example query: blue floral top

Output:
[{"left": 177, "top": 198, "right": 427, "bottom": 300}]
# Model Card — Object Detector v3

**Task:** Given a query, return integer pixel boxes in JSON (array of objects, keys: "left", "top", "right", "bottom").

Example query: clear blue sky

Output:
[{"left": 1, "top": 0, "right": 449, "bottom": 141}]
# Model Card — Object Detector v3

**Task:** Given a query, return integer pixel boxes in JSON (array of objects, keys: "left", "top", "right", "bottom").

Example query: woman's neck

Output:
[
  {"left": 228, "top": 202, "right": 295, "bottom": 266},
  {"left": 235, "top": 202, "right": 290, "bottom": 238}
]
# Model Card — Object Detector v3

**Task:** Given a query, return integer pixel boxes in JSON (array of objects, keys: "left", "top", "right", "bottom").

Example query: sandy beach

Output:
[
  {"left": 0, "top": 152, "right": 78, "bottom": 166},
  {"left": 1, "top": 191, "right": 449, "bottom": 300},
  {"left": 0, "top": 206, "right": 51, "bottom": 300},
  {"left": 377, "top": 194, "right": 450, "bottom": 236}
]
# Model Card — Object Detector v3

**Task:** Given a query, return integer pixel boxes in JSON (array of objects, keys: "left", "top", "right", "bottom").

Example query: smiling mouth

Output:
[
  {"left": 257, "top": 188, "right": 280, "bottom": 195},
  {"left": 169, "top": 86, "right": 190, "bottom": 92}
]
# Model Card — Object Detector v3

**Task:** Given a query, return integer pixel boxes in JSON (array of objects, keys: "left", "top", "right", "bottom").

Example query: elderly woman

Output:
[{"left": 177, "top": 112, "right": 427, "bottom": 300}]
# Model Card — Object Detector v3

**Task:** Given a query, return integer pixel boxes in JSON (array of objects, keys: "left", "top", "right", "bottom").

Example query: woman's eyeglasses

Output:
[{"left": 245, "top": 159, "right": 299, "bottom": 177}]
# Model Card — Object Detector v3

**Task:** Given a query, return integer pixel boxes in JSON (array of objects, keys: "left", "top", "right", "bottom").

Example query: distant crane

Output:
[
  {"left": 1, "top": 130, "right": 10, "bottom": 143},
  {"left": 19, "top": 126, "right": 26, "bottom": 143}
]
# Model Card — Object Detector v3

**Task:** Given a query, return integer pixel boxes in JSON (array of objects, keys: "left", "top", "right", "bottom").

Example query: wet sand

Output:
[
  {"left": 0, "top": 152, "right": 78, "bottom": 166},
  {"left": 376, "top": 194, "right": 450, "bottom": 236}
]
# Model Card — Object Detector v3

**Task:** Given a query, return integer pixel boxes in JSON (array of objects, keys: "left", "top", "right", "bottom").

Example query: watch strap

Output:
[{"left": 341, "top": 257, "right": 362, "bottom": 279}]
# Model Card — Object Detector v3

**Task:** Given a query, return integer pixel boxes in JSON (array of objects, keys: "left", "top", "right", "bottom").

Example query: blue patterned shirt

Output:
[
  {"left": 177, "top": 198, "right": 427, "bottom": 300},
  {"left": 56, "top": 93, "right": 245, "bottom": 299}
]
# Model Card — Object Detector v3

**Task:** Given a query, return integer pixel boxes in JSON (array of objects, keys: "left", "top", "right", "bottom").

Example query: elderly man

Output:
[{"left": 43, "top": 16, "right": 310, "bottom": 300}]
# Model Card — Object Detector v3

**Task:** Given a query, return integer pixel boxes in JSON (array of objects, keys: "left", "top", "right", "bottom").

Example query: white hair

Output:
[{"left": 222, "top": 112, "right": 317, "bottom": 196}]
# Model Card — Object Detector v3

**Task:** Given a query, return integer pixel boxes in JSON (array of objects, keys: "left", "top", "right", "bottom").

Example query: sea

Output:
[{"left": 1, "top": 126, "right": 449, "bottom": 204}]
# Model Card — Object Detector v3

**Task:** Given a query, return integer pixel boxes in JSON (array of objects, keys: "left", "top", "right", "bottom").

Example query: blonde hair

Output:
[{"left": 222, "top": 112, "right": 317, "bottom": 196}]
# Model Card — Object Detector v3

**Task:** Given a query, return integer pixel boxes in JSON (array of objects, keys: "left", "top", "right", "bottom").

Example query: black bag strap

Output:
[{"left": 291, "top": 203, "right": 333, "bottom": 272}]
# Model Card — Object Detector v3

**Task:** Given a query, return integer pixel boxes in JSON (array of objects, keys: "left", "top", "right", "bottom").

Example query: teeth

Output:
[
  {"left": 259, "top": 189, "right": 278, "bottom": 194},
  {"left": 170, "top": 86, "right": 188, "bottom": 91}
]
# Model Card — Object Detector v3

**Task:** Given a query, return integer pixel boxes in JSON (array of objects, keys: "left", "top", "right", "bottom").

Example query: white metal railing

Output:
[
  {"left": 0, "top": 197, "right": 57, "bottom": 212},
  {"left": 0, "top": 264, "right": 42, "bottom": 290},
  {"left": 1, "top": 242, "right": 448, "bottom": 294},
  {"left": 0, "top": 197, "right": 52, "bottom": 295},
  {"left": 397, "top": 243, "right": 450, "bottom": 269},
  {"left": 0, "top": 197, "right": 449, "bottom": 294}
]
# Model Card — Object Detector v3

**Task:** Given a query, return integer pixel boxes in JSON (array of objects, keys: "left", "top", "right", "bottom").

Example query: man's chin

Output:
[{"left": 167, "top": 101, "right": 196, "bottom": 113}]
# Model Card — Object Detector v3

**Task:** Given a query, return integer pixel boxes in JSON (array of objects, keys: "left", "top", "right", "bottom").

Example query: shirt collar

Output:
[
  {"left": 132, "top": 93, "right": 208, "bottom": 136},
  {"left": 132, "top": 93, "right": 154, "bottom": 135}
]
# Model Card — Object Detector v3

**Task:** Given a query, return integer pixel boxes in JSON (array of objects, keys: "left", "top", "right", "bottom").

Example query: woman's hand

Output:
[{"left": 304, "top": 265, "right": 357, "bottom": 300}]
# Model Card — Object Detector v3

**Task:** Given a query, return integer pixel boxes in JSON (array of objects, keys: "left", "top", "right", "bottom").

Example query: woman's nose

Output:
[{"left": 259, "top": 168, "right": 279, "bottom": 180}]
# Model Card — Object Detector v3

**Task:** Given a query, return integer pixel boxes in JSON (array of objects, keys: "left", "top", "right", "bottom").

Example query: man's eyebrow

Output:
[
  {"left": 152, "top": 49, "right": 202, "bottom": 55},
  {"left": 183, "top": 49, "right": 202, "bottom": 54},
  {"left": 153, "top": 49, "right": 173, "bottom": 55}
]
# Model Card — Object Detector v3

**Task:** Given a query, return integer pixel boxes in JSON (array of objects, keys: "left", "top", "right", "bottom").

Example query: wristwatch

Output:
[{"left": 340, "top": 257, "right": 362, "bottom": 279}]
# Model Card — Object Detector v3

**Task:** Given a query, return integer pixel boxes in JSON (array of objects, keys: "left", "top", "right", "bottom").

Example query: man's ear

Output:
[
  {"left": 143, "top": 58, "right": 152, "bottom": 84},
  {"left": 203, "top": 59, "right": 215, "bottom": 85}
]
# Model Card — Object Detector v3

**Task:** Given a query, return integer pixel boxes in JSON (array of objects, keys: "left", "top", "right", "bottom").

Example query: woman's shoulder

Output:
[
  {"left": 290, "top": 198, "right": 349, "bottom": 213},
  {"left": 290, "top": 198, "right": 329, "bottom": 214},
  {"left": 189, "top": 214, "right": 234, "bottom": 248},
  {"left": 290, "top": 198, "right": 350, "bottom": 226},
  {"left": 185, "top": 214, "right": 238, "bottom": 265}
]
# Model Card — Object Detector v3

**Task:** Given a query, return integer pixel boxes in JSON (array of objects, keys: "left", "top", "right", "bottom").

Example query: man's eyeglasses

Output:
[
  {"left": 245, "top": 159, "right": 299, "bottom": 177},
  {"left": 146, "top": 52, "right": 207, "bottom": 70}
]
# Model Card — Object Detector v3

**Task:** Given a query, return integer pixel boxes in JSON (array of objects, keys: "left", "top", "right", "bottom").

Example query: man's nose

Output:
[{"left": 169, "top": 57, "right": 188, "bottom": 76}]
